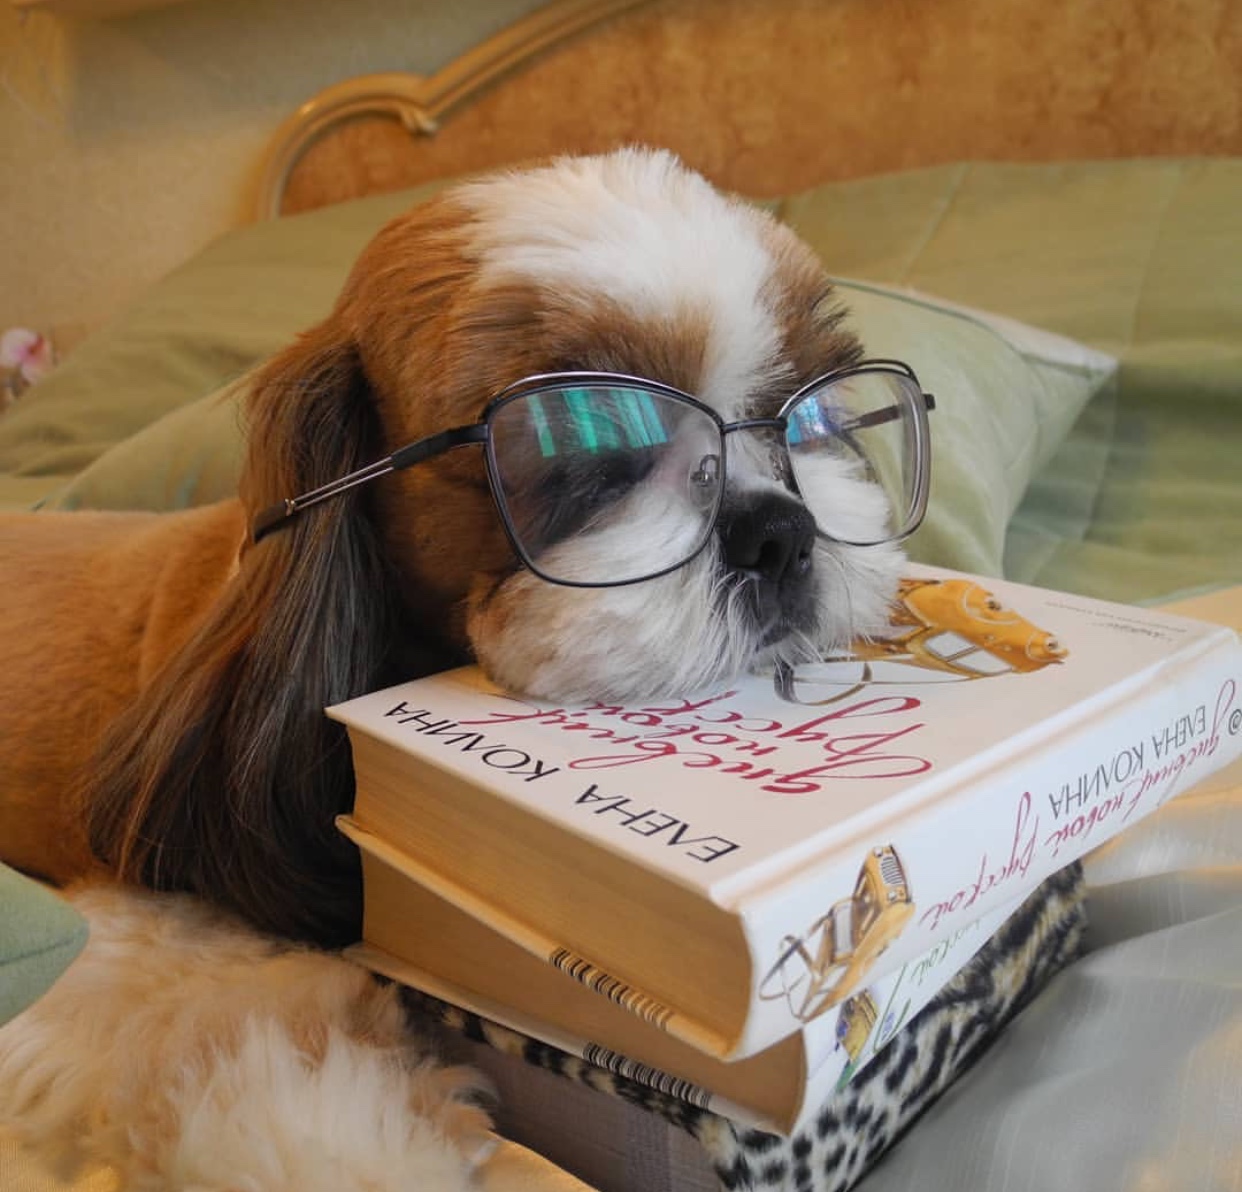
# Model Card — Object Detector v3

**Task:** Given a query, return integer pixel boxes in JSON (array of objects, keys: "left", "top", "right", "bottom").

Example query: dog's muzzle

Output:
[{"left": 720, "top": 492, "right": 818, "bottom": 643}]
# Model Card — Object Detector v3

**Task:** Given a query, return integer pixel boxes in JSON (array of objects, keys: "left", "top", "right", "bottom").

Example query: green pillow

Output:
[
  {"left": 17, "top": 168, "right": 1120, "bottom": 577},
  {"left": 830, "top": 281, "right": 1114, "bottom": 573},
  {"left": 0, "top": 864, "right": 88, "bottom": 1025},
  {"left": 52, "top": 374, "right": 251, "bottom": 515},
  {"left": 0, "top": 180, "right": 455, "bottom": 509}
]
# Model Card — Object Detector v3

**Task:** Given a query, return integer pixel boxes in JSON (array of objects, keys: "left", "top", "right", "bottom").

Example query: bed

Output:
[{"left": 1, "top": 1, "right": 1240, "bottom": 1189}]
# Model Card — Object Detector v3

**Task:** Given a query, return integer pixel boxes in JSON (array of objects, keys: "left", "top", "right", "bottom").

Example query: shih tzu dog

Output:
[{"left": 0, "top": 148, "right": 931, "bottom": 1185}]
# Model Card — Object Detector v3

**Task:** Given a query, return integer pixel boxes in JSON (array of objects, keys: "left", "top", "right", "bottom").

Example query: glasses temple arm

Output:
[
  {"left": 838, "top": 391, "right": 935, "bottom": 434},
  {"left": 251, "top": 424, "right": 487, "bottom": 543}
]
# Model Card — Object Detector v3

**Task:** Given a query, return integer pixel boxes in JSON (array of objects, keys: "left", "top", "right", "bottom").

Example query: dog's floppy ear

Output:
[{"left": 83, "top": 320, "right": 415, "bottom": 947}]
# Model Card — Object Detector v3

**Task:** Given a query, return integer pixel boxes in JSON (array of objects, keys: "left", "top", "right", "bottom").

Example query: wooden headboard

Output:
[{"left": 257, "top": 0, "right": 1242, "bottom": 219}]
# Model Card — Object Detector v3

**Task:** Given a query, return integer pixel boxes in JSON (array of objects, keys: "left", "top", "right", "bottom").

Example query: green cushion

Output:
[
  {"left": 52, "top": 375, "right": 250, "bottom": 515},
  {"left": 0, "top": 865, "right": 88, "bottom": 1025}
]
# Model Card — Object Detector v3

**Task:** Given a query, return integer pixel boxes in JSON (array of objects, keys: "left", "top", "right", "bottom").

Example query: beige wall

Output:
[
  {"left": 0, "top": 0, "right": 542, "bottom": 339},
  {"left": 5, "top": 0, "right": 1238, "bottom": 344}
]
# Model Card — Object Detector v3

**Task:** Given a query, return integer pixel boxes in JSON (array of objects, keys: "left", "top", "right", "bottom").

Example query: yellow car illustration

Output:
[
  {"left": 837, "top": 989, "right": 879, "bottom": 1062},
  {"left": 852, "top": 576, "right": 1068, "bottom": 678},
  {"left": 759, "top": 846, "right": 914, "bottom": 1024},
  {"left": 834, "top": 990, "right": 880, "bottom": 1090}
]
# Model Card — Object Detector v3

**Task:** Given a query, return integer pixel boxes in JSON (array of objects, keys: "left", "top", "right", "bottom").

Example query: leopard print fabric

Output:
[{"left": 402, "top": 862, "right": 1086, "bottom": 1192}]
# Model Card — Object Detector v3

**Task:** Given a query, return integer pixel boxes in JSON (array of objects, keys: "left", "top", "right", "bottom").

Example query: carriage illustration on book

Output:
[
  {"left": 777, "top": 576, "right": 1070, "bottom": 704},
  {"left": 759, "top": 845, "right": 914, "bottom": 1024},
  {"left": 860, "top": 576, "right": 1069, "bottom": 677}
]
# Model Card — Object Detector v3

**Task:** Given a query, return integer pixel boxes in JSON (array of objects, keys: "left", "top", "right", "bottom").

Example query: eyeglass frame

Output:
[{"left": 252, "top": 359, "right": 936, "bottom": 589}]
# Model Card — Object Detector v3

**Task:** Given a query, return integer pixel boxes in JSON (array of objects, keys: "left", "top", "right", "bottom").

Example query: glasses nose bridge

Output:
[
  {"left": 718, "top": 415, "right": 790, "bottom": 479},
  {"left": 721, "top": 415, "right": 787, "bottom": 441}
]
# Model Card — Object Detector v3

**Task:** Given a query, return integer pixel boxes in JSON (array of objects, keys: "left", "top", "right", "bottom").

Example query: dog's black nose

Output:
[{"left": 720, "top": 493, "right": 816, "bottom": 585}]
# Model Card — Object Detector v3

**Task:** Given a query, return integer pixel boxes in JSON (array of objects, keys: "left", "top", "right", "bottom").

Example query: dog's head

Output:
[
  {"left": 88, "top": 150, "right": 924, "bottom": 945},
  {"left": 247, "top": 149, "right": 909, "bottom": 702}
]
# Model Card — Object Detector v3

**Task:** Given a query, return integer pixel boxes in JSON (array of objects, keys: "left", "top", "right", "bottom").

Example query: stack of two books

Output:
[{"left": 328, "top": 567, "right": 1242, "bottom": 1180}]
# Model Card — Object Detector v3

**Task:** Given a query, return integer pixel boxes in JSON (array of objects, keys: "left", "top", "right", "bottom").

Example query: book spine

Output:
[
  {"left": 337, "top": 816, "right": 738, "bottom": 1059},
  {"left": 347, "top": 938, "right": 771, "bottom": 1129},
  {"left": 731, "top": 636, "right": 1242, "bottom": 1053},
  {"left": 345, "top": 887, "right": 1023, "bottom": 1136}
]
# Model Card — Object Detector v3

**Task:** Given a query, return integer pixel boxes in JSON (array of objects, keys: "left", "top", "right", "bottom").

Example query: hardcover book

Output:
[
  {"left": 328, "top": 566, "right": 1242, "bottom": 1061},
  {"left": 337, "top": 823, "right": 1027, "bottom": 1134}
]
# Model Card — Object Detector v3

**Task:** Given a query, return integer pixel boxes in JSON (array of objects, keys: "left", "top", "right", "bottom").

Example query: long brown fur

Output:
[
  {"left": 1, "top": 195, "right": 496, "bottom": 946},
  {"left": 80, "top": 332, "right": 405, "bottom": 946}
]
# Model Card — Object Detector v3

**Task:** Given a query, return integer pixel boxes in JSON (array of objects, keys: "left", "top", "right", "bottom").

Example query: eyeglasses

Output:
[{"left": 253, "top": 361, "right": 935, "bottom": 588}]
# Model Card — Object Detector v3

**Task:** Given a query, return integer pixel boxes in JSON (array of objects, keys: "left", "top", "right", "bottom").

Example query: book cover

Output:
[
  {"left": 329, "top": 566, "right": 1242, "bottom": 1058},
  {"left": 340, "top": 819, "right": 1026, "bottom": 1135}
]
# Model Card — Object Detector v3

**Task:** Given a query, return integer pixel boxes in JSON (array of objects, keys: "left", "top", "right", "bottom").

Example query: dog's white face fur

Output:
[{"left": 345, "top": 149, "right": 902, "bottom": 702}]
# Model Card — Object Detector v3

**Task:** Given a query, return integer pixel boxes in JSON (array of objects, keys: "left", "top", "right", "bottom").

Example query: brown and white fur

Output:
[
  {"left": 0, "top": 148, "right": 901, "bottom": 946},
  {"left": 0, "top": 149, "right": 903, "bottom": 1182}
]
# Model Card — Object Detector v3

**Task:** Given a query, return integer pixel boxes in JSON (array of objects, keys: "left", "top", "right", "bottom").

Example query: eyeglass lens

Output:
[
  {"left": 487, "top": 384, "right": 725, "bottom": 584},
  {"left": 785, "top": 369, "right": 923, "bottom": 545}
]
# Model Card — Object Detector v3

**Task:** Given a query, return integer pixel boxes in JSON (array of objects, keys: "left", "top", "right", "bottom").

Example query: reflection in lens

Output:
[
  {"left": 786, "top": 370, "right": 919, "bottom": 545},
  {"left": 489, "top": 384, "right": 724, "bottom": 584}
]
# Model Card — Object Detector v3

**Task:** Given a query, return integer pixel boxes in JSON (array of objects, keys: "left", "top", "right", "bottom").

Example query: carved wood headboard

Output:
[{"left": 256, "top": 0, "right": 1242, "bottom": 220}]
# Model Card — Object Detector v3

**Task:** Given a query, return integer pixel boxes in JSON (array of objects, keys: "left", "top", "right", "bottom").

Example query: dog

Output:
[
  {"left": 0, "top": 147, "right": 911, "bottom": 948},
  {"left": 0, "top": 148, "right": 923, "bottom": 1186}
]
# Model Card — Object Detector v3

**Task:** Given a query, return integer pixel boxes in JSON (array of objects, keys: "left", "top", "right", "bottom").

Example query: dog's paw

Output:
[
  {"left": 165, "top": 1021, "right": 493, "bottom": 1192},
  {"left": 404, "top": 1057, "right": 497, "bottom": 1163}
]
